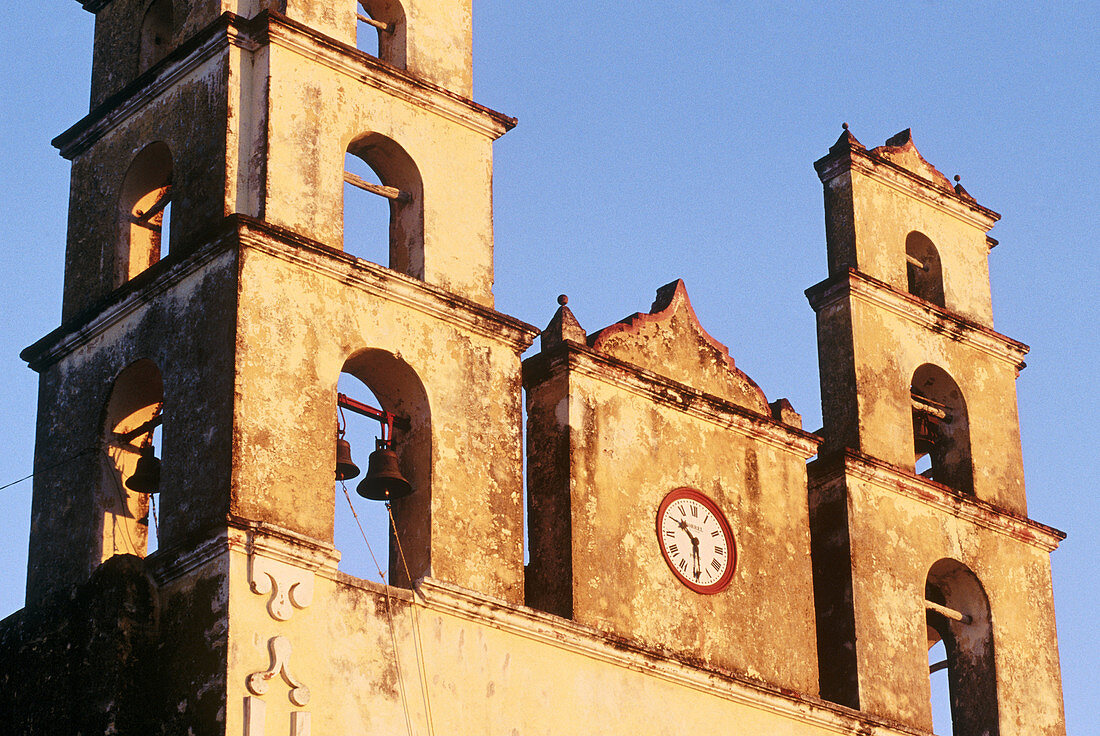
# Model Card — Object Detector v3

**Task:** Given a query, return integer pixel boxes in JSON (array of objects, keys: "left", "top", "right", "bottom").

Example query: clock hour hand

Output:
[{"left": 677, "top": 518, "right": 699, "bottom": 544}]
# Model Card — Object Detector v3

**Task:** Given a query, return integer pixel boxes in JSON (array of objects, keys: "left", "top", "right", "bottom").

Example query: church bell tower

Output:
[
  {"left": 16, "top": 0, "right": 535, "bottom": 731},
  {"left": 807, "top": 127, "right": 1066, "bottom": 735}
]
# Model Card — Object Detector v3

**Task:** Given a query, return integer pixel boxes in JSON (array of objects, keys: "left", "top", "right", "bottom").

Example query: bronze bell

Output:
[
  {"left": 356, "top": 446, "right": 413, "bottom": 501},
  {"left": 335, "top": 437, "right": 361, "bottom": 481},
  {"left": 913, "top": 411, "right": 939, "bottom": 458},
  {"left": 126, "top": 446, "right": 161, "bottom": 494}
]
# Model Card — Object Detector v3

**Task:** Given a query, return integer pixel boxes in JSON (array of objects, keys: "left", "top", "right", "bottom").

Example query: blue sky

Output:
[{"left": 1, "top": 2, "right": 1097, "bottom": 732}]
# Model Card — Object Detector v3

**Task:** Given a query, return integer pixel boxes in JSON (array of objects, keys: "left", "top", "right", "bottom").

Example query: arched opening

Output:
[
  {"left": 928, "top": 637, "right": 951, "bottom": 734},
  {"left": 139, "top": 0, "right": 173, "bottom": 73},
  {"left": 356, "top": 0, "right": 407, "bottom": 68},
  {"left": 343, "top": 134, "right": 424, "bottom": 279},
  {"left": 100, "top": 359, "right": 164, "bottom": 564},
  {"left": 342, "top": 152, "right": 391, "bottom": 267},
  {"left": 118, "top": 142, "right": 173, "bottom": 285},
  {"left": 333, "top": 349, "right": 431, "bottom": 588},
  {"left": 925, "top": 559, "right": 998, "bottom": 735},
  {"left": 906, "top": 231, "right": 945, "bottom": 308},
  {"left": 911, "top": 364, "right": 973, "bottom": 493}
]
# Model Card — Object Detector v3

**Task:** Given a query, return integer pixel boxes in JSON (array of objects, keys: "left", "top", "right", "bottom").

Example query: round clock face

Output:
[{"left": 656, "top": 488, "right": 736, "bottom": 594}]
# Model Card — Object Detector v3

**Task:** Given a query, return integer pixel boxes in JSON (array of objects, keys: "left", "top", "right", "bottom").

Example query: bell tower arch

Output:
[
  {"left": 806, "top": 126, "right": 1066, "bottom": 734},
  {"left": 20, "top": 0, "right": 536, "bottom": 731}
]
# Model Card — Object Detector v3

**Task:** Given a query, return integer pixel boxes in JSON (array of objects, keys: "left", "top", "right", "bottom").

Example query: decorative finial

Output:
[
  {"left": 557, "top": 294, "right": 569, "bottom": 306},
  {"left": 842, "top": 122, "right": 849, "bottom": 130},
  {"left": 954, "top": 174, "right": 961, "bottom": 182}
]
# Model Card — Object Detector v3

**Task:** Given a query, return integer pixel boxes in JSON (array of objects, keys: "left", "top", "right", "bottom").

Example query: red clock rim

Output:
[{"left": 656, "top": 487, "right": 736, "bottom": 594}]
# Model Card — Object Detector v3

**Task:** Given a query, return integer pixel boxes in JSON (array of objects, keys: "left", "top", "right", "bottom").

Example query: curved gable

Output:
[
  {"left": 589, "top": 280, "right": 769, "bottom": 414},
  {"left": 871, "top": 129, "right": 955, "bottom": 193}
]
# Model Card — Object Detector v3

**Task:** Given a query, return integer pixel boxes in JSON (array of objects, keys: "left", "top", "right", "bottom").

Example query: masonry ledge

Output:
[
  {"left": 237, "top": 217, "right": 540, "bottom": 350},
  {"left": 22, "top": 226, "right": 238, "bottom": 371},
  {"left": 265, "top": 12, "right": 516, "bottom": 140},
  {"left": 54, "top": 13, "right": 242, "bottom": 158},
  {"left": 805, "top": 269, "right": 1029, "bottom": 370},
  {"left": 22, "top": 216, "right": 539, "bottom": 370},
  {"left": 814, "top": 142, "right": 1000, "bottom": 229},
  {"left": 393, "top": 576, "right": 922, "bottom": 736},
  {"left": 524, "top": 342, "right": 820, "bottom": 458},
  {"left": 810, "top": 450, "right": 1065, "bottom": 552}
]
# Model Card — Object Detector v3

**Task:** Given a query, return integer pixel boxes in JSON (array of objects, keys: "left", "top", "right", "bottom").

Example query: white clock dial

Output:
[{"left": 656, "top": 488, "right": 736, "bottom": 594}]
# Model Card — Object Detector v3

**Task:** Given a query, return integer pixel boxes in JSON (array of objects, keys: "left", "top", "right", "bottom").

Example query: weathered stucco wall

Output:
[
  {"left": 809, "top": 455, "right": 1065, "bottom": 735},
  {"left": 64, "top": 9, "right": 504, "bottom": 322},
  {"left": 61, "top": 46, "right": 231, "bottom": 319},
  {"left": 525, "top": 285, "right": 821, "bottom": 695},
  {"left": 816, "top": 130, "right": 998, "bottom": 328},
  {"left": 90, "top": 0, "right": 473, "bottom": 107},
  {"left": 23, "top": 241, "right": 238, "bottom": 603},
  {"left": 233, "top": 222, "right": 535, "bottom": 602},
  {"left": 16, "top": 3, "right": 1066, "bottom": 734},
  {"left": 224, "top": 530, "right": 917, "bottom": 736},
  {"left": 0, "top": 549, "right": 231, "bottom": 736},
  {"left": 262, "top": 18, "right": 506, "bottom": 305},
  {"left": 808, "top": 129, "right": 1064, "bottom": 735},
  {"left": 810, "top": 271, "right": 1029, "bottom": 513}
]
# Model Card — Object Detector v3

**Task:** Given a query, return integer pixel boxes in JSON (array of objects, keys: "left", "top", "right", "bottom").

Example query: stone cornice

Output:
[
  {"left": 263, "top": 12, "right": 516, "bottom": 140},
  {"left": 78, "top": 0, "right": 112, "bottom": 12},
  {"left": 147, "top": 529, "right": 230, "bottom": 587},
  {"left": 22, "top": 226, "right": 238, "bottom": 371},
  {"left": 805, "top": 269, "right": 1029, "bottom": 372},
  {"left": 155, "top": 532, "right": 918, "bottom": 733},
  {"left": 53, "top": 12, "right": 515, "bottom": 160},
  {"left": 54, "top": 14, "right": 246, "bottom": 159},
  {"left": 414, "top": 577, "right": 923, "bottom": 736},
  {"left": 811, "top": 450, "right": 1065, "bottom": 552},
  {"left": 524, "top": 343, "right": 820, "bottom": 458},
  {"left": 235, "top": 218, "right": 539, "bottom": 351},
  {"left": 22, "top": 216, "right": 538, "bottom": 370},
  {"left": 815, "top": 140, "right": 1000, "bottom": 231}
]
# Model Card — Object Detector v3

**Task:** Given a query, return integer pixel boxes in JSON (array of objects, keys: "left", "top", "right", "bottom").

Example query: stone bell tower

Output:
[
  {"left": 807, "top": 127, "right": 1066, "bottom": 735},
  {"left": 11, "top": 0, "right": 535, "bottom": 732}
]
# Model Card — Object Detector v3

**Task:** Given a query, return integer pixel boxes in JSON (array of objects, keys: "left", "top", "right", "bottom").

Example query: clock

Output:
[{"left": 656, "top": 488, "right": 736, "bottom": 594}]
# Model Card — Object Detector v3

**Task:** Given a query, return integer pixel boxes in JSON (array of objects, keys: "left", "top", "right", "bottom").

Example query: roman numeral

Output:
[
  {"left": 668, "top": 544, "right": 679, "bottom": 555},
  {"left": 678, "top": 559, "right": 688, "bottom": 572},
  {"left": 715, "top": 546, "right": 725, "bottom": 556},
  {"left": 711, "top": 559, "right": 722, "bottom": 572},
  {"left": 704, "top": 513, "right": 710, "bottom": 525},
  {"left": 711, "top": 530, "right": 720, "bottom": 538},
  {"left": 664, "top": 530, "right": 675, "bottom": 537},
  {"left": 690, "top": 505, "right": 698, "bottom": 517}
]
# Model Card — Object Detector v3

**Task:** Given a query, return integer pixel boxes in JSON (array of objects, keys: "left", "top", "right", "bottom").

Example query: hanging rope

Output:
[
  {"left": 0, "top": 444, "right": 158, "bottom": 554},
  {"left": 388, "top": 502, "right": 436, "bottom": 736},
  {"left": 339, "top": 481, "right": 387, "bottom": 584},
  {"left": 340, "top": 481, "right": 416, "bottom": 736},
  {"left": 149, "top": 492, "right": 160, "bottom": 539},
  {"left": 101, "top": 445, "right": 144, "bottom": 556}
]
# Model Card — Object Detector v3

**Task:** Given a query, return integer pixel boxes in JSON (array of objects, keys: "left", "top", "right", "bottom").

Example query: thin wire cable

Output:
[
  {"left": 340, "top": 482, "right": 415, "bottom": 736},
  {"left": 0, "top": 447, "right": 97, "bottom": 492},
  {"left": 388, "top": 502, "right": 436, "bottom": 736}
]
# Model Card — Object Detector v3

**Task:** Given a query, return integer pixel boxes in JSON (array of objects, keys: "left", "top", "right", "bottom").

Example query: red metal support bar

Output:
[{"left": 337, "top": 394, "right": 411, "bottom": 432}]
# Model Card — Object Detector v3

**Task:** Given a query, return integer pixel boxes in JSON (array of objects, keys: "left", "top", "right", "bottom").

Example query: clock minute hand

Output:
[{"left": 677, "top": 518, "right": 702, "bottom": 579}]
